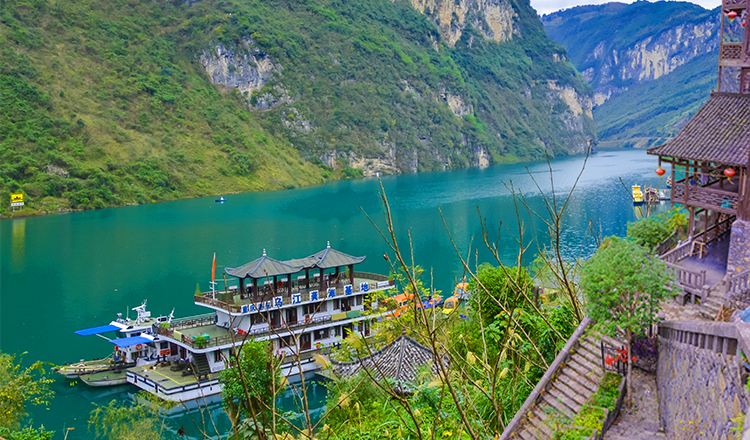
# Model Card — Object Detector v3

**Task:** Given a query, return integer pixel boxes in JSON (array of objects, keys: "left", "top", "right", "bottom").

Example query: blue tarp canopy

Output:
[
  {"left": 109, "top": 336, "right": 151, "bottom": 348},
  {"left": 75, "top": 324, "right": 120, "bottom": 336}
]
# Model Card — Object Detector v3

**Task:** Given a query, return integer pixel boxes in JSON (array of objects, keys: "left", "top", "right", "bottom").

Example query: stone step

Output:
[
  {"left": 540, "top": 392, "right": 575, "bottom": 420},
  {"left": 552, "top": 377, "right": 589, "bottom": 406},
  {"left": 567, "top": 357, "right": 603, "bottom": 386},
  {"left": 528, "top": 413, "right": 555, "bottom": 439},
  {"left": 569, "top": 352, "right": 604, "bottom": 378},
  {"left": 575, "top": 342, "right": 602, "bottom": 366},
  {"left": 522, "top": 415, "right": 553, "bottom": 440},
  {"left": 559, "top": 367, "right": 599, "bottom": 394},
  {"left": 547, "top": 384, "right": 583, "bottom": 414}
]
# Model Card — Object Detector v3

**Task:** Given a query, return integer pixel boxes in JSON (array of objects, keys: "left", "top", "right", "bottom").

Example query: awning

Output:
[
  {"left": 75, "top": 324, "right": 121, "bottom": 336},
  {"left": 108, "top": 336, "right": 152, "bottom": 348}
]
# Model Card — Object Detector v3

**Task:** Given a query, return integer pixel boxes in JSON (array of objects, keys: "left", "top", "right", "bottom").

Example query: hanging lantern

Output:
[
  {"left": 728, "top": 10, "right": 738, "bottom": 20},
  {"left": 742, "top": 20, "right": 746, "bottom": 27},
  {"left": 724, "top": 168, "right": 736, "bottom": 178},
  {"left": 656, "top": 168, "right": 666, "bottom": 176}
]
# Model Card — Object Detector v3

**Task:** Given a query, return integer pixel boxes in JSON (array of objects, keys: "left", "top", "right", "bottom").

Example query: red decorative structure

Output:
[
  {"left": 728, "top": 10, "right": 738, "bottom": 20},
  {"left": 656, "top": 168, "right": 666, "bottom": 176},
  {"left": 724, "top": 168, "right": 737, "bottom": 178}
]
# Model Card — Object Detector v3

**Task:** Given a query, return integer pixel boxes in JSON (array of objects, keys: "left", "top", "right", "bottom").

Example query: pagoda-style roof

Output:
[
  {"left": 647, "top": 92, "right": 750, "bottom": 167},
  {"left": 225, "top": 250, "right": 304, "bottom": 279},
  {"left": 331, "top": 334, "right": 446, "bottom": 390},
  {"left": 288, "top": 242, "right": 365, "bottom": 269}
]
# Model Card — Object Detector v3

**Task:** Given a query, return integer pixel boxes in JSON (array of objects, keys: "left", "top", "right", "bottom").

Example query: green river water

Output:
[{"left": 0, "top": 149, "right": 666, "bottom": 438}]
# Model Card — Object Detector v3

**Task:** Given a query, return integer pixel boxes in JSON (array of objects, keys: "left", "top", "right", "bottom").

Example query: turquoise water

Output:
[{"left": 0, "top": 149, "right": 666, "bottom": 438}]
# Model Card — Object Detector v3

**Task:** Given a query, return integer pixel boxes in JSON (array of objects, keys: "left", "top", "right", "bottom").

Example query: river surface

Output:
[{"left": 0, "top": 149, "right": 666, "bottom": 438}]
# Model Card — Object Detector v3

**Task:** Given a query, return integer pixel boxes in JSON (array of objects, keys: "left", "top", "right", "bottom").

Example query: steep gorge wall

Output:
[{"left": 195, "top": 0, "right": 595, "bottom": 176}]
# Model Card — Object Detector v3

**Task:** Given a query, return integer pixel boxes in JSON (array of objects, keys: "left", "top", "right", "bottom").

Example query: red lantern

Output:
[
  {"left": 724, "top": 168, "right": 736, "bottom": 178},
  {"left": 728, "top": 10, "right": 738, "bottom": 20},
  {"left": 743, "top": 20, "right": 746, "bottom": 27},
  {"left": 656, "top": 168, "right": 666, "bottom": 176}
]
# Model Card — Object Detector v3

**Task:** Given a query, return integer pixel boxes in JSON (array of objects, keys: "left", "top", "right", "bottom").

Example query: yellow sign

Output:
[{"left": 10, "top": 193, "right": 24, "bottom": 207}]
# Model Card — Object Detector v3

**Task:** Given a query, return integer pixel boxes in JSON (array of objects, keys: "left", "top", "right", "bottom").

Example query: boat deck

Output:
[{"left": 127, "top": 362, "right": 219, "bottom": 395}]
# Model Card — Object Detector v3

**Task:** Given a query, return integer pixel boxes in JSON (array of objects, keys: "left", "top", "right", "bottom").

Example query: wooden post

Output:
[
  {"left": 334, "top": 267, "right": 340, "bottom": 286},
  {"left": 689, "top": 206, "right": 696, "bottom": 239},
  {"left": 287, "top": 273, "right": 292, "bottom": 296},
  {"left": 305, "top": 268, "right": 310, "bottom": 289},
  {"left": 348, "top": 264, "right": 354, "bottom": 286},
  {"left": 253, "top": 278, "right": 258, "bottom": 297},
  {"left": 239, "top": 278, "right": 245, "bottom": 297},
  {"left": 319, "top": 268, "right": 325, "bottom": 292}
]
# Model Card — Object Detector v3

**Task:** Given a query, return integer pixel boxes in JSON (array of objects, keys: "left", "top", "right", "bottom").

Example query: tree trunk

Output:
[
  {"left": 626, "top": 327, "right": 633, "bottom": 405},
  {"left": 227, "top": 400, "right": 241, "bottom": 440}
]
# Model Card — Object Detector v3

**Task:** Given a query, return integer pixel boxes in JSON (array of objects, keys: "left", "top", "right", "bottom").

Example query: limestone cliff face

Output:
[
  {"left": 199, "top": 38, "right": 280, "bottom": 99},
  {"left": 582, "top": 20, "right": 718, "bottom": 105},
  {"left": 543, "top": 3, "right": 719, "bottom": 108},
  {"left": 544, "top": 81, "right": 594, "bottom": 154},
  {"left": 405, "top": 0, "right": 515, "bottom": 47}
]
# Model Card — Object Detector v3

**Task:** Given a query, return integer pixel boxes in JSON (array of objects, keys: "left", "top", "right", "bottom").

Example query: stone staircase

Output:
[
  {"left": 509, "top": 333, "right": 605, "bottom": 439},
  {"left": 698, "top": 294, "right": 724, "bottom": 320}
]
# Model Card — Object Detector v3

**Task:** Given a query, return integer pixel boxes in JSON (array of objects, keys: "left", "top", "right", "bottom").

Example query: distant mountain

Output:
[
  {"left": 1, "top": 0, "right": 595, "bottom": 215},
  {"left": 542, "top": 1, "right": 720, "bottom": 147}
]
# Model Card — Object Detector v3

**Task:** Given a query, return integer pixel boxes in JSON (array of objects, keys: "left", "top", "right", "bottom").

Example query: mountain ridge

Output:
[{"left": 1, "top": 0, "right": 594, "bottom": 216}]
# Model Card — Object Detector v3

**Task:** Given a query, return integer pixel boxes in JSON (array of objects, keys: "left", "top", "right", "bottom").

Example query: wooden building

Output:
[{"left": 647, "top": 2, "right": 750, "bottom": 304}]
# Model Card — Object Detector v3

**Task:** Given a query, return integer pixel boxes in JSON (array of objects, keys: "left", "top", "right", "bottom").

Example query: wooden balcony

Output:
[
  {"left": 723, "top": 0, "right": 747, "bottom": 11},
  {"left": 672, "top": 178, "right": 739, "bottom": 215},
  {"left": 719, "top": 42, "right": 747, "bottom": 68}
]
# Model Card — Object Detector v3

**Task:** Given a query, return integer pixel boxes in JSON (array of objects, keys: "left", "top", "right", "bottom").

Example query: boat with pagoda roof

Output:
[{"left": 125, "top": 242, "right": 395, "bottom": 402}]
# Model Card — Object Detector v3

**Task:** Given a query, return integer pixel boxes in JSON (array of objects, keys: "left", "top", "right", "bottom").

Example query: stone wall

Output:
[
  {"left": 727, "top": 220, "right": 750, "bottom": 275},
  {"left": 657, "top": 332, "right": 748, "bottom": 439}
]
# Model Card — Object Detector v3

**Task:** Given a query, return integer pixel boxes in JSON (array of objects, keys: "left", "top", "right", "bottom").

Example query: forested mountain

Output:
[
  {"left": 542, "top": 1, "right": 720, "bottom": 147},
  {"left": 1, "top": 0, "right": 594, "bottom": 215}
]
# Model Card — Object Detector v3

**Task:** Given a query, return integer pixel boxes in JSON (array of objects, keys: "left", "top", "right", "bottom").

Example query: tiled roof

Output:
[
  {"left": 331, "top": 335, "right": 447, "bottom": 391},
  {"left": 285, "top": 242, "right": 365, "bottom": 269},
  {"left": 225, "top": 250, "right": 304, "bottom": 279},
  {"left": 647, "top": 92, "right": 750, "bottom": 167}
]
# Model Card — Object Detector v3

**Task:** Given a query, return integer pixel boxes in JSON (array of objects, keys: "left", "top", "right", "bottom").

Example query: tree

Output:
[
  {"left": 219, "top": 339, "right": 285, "bottom": 440},
  {"left": 0, "top": 426, "right": 54, "bottom": 440},
  {"left": 580, "top": 236, "right": 673, "bottom": 399},
  {"left": 0, "top": 352, "right": 53, "bottom": 430},
  {"left": 88, "top": 395, "right": 170, "bottom": 440}
]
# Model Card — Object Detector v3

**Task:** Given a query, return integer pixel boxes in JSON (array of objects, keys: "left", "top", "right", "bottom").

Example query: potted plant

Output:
[
  {"left": 305, "top": 314, "right": 311, "bottom": 323},
  {"left": 195, "top": 335, "right": 207, "bottom": 349}
]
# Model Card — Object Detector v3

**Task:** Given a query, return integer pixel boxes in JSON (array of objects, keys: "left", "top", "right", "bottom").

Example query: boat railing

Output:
[
  {"left": 167, "top": 313, "right": 217, "bottom": 330},
  {"left": 195, "top": 278, "right": 395, "bottom": 314}
]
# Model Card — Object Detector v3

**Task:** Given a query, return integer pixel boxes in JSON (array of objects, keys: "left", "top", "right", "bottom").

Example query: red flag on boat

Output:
[{"left": 212, "top": 253, "right": 216, "bottom": 283}]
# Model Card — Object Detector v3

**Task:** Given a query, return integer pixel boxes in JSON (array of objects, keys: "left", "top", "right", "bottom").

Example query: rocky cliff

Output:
[
  {"left": 198, "top": 0, "right": 596, "bottom": 176},
  {"left": 1, "top": 0, "right": 597, "bottom": 214},
  {"left": 542, "top": 2, "right": 719, "bottom": 146}
]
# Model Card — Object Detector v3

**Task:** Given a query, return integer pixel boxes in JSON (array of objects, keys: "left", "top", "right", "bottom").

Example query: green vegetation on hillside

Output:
[
  {"left": 1, "top": 0, "right": 593, "bottom": 215},
  {"left": 593, "top": 50, "right": 716, "bottom": 146},
  {"left": 542, "top": 1, "right": 719, "bottom": 144}
]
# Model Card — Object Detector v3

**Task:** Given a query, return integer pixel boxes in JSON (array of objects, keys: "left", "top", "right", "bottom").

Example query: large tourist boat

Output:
[
  {"left": 123, "top": 243, "right": 394, "bottom": 402},
  {"left": 55, "top": 301, "right": 173, "bottom": 386}
]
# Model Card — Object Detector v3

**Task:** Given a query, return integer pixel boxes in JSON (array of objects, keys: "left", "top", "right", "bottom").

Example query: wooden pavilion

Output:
[{"left": 646, "top": 1, "right": 750, "bottom": 305}]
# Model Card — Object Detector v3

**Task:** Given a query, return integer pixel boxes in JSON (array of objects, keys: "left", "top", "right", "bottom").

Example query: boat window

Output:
[{"left": 445, "top": 301, "right": 455, "bottom": 310}]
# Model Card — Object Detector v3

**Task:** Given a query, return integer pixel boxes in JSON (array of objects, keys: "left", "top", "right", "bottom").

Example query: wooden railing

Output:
[
  {"left": 656, "top": 231, "right": 678, "bottom": 256},
  {"left": 673, "top": 179, "right": 739, "bottom": 215},
  {"left": 665, "top": 261, "right": 706, "bottom": 297},
  {"left": 694, "top": 215, "right": 735, "bottom": 246},
  {"left": 661, "top": 241, "right": 691, "bottom": 264}
]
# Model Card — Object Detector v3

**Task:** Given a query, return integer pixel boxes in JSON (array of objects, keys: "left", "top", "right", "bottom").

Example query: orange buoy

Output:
[{"left": 135, "top": 344, "right": 143, "bottom": 350}]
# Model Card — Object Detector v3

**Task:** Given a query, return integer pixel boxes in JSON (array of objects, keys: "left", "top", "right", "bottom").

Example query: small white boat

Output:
[{"left": 216, "top": 197, "right": 226, "bottom": 203}]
